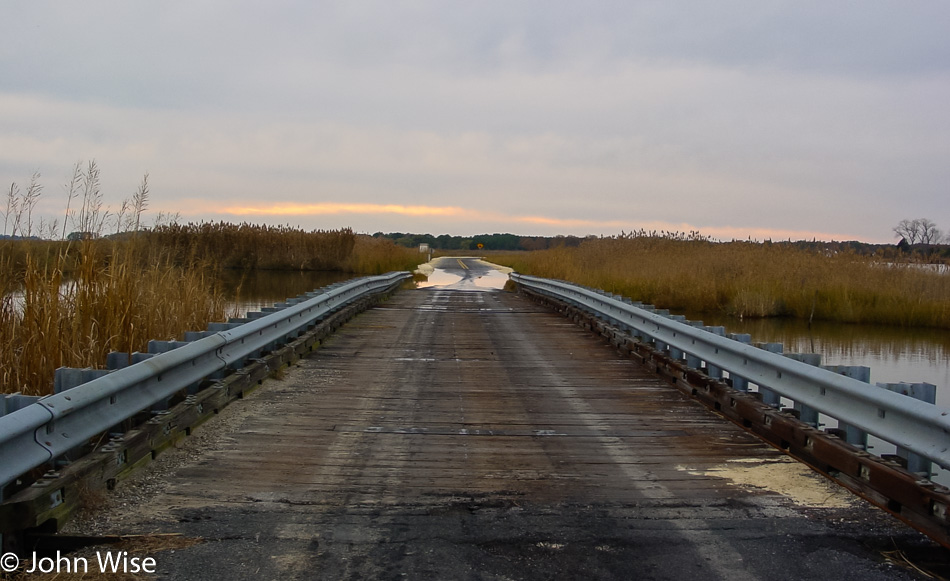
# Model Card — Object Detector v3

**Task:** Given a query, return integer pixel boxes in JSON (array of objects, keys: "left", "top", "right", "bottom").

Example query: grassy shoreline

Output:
[{"left": 489, "top": 236, "right": 950, "bottom": 329}]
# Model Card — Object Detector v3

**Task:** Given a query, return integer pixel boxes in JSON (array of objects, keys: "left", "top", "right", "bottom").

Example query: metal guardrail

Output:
[
  {"left": 0, "top": 271, "right": 411, "bottom": 495},
  {"left": 510, "top": 273, "right": 950, "bottom": 470}
]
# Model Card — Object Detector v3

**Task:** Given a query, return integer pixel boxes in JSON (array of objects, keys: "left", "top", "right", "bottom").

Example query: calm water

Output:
[
  {"left": 679, "top": 309, "right": 950, "bottom": 481},
  {"left": 681, "top": 310, "right": 950, "bottom": 406},
  {"left": 220, "top": 270, "right": 356, "bottom": 317}
]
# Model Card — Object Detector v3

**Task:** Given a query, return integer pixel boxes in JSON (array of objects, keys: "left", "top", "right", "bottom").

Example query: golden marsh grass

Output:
[
  {"left": 1, "top": 225, "right": 424, "bottom": 396},
  {"left": 491, "top": 236, "right": 950, "bottom": 329},
  {"left": 1, "top": 238, "right": 227, "bottom": 396}
]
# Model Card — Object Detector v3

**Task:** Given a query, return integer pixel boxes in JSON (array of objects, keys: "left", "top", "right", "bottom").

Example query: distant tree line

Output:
[
  {"left": 371, "top": 232, "right": 591, "bottom": 251},
  {"left": 372, "top": 228, "right": 950, "bottom": 262}
]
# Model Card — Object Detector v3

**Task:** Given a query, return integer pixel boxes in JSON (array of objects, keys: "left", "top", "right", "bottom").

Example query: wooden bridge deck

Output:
[{"left": 70, "top": 280, "right": 928, "bottom": 580}]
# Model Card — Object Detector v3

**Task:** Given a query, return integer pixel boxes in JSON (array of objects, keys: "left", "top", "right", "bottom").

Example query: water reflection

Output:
[
  {"left": 415, "top": 268, "right": 509, "bottom": 291},
  {"left": 471, "top": 268, "right": 509, "bottom": 289},
  {"left": 414, "top": 269, "right": 464, "bottom": 288},
  {"left": 682, "top": 310, "right": 950, "bottom": 404},
  {"left": 413, "top": 258, "right": 510, "bottom": 291},
  {"left": 220, "top": 270, "right": 355, "bottom": 316}
]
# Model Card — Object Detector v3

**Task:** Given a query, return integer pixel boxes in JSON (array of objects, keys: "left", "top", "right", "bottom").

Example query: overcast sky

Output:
[{"left": 2, "top": 2, "right": 948, "bottom": 242}]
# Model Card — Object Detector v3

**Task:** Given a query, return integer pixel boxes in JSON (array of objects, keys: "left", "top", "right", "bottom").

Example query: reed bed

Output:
[
  {"left": 347, "top": 234, "right": 427, "bottom": 274},
  {"left": 1, "top": 225, "right": 424, "bottom": 395},
  {"left": 491, "top": 236, "right": 950, "bottom": 329},
  {"left": 146, "top": 222, "right": 358, "bottom": 270},
  {"left": 3, "top": 162, "right": 424, "bottom": 395},
  {"left": 144, "top": 222, "right": 423, "bottom": 273},
  {"left": 1, "top": 238, "right": 227, "bottom": 396}
]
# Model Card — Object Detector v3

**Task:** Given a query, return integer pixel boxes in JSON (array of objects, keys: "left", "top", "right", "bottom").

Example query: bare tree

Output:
[
  {"left": 894, "top": 218, "right": 944, "bottom": 245},
  {"left": 919, "top": 219, "right": 943, "bottom": 245}
]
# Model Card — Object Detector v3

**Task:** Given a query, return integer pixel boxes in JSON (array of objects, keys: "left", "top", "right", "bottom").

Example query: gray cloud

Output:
[{"left": 2, "top": 1, "right": 948, "bottom": 241}]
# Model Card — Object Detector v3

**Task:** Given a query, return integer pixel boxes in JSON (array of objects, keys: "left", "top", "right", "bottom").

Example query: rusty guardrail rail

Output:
[
  {"left": 0, "top": 271, "right": 410, "bottom": 548},
  {"left": 510, "top": 273, "right": 950, "bottom": 469}
]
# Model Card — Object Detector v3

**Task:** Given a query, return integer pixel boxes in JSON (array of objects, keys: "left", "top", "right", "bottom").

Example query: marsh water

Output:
[
  {"left": 678, "top": 308, "right": 950, "bottom": 482},
  {"left": 681, "top": 310, "right": 950, "bottom": 405},
  {"left": 220, "top": 269, "right": 355, "bottom": 316}
]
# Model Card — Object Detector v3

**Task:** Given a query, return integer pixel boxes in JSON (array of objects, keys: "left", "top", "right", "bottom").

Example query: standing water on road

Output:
[{"left": 414, "top": 257, "right": 511, "bottom": 291}]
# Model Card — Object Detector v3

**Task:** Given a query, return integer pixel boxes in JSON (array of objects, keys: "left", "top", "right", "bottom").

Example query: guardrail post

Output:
[
  {"left": 703, "top": 326, "right": 726, "bottom": 378},
  {"left": 2, "top": 393, "right": 41, "bottom": 416},
  {"left": 632, "top": 305, "right": 657, "bottom": 347},
  {"left": 668, "top": 316, "right": 687, "bottom": 361},
  {"left": 879, "top": 382, "right": 936, "bottom": 477},
  {"left": 148, "top": 341, "right": 205, "bottom": 395},
  {"left": 754, "top": 342, "right": 783, "bottom": 407},
  {"left": 602, "top": 293, "right": 623, "bottom": 328},
  {"left": 822, "top": 365, "right": 871, "bottom": 449},
  {"left": 185, "top": 330, "right": 216, "bottom": 340},
  {"left": 784, "top": 353, "right": 823, "bottom": 426},
  {"left": 726, "top": 333, "right": 752, "bottom": 391},
  {"left": 684, "top": 322, "right": 704, "bottom": 369},
  {"left": 107, "top": 351, "right": 131, "bottom": 369},
  {"left": 619, "top": 298, "right": 639, "bottom": 335}
]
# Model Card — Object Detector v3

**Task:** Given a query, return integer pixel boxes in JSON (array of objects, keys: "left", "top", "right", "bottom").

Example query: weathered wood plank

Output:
[{"left": 51, "top": 278, "right": 934, "bottom": 580}]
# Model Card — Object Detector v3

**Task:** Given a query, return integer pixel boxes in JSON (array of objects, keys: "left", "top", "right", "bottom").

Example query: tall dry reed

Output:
[
  {"left": 492, "top": 236, "right": 950, "bottom": 329},
  {"left": 1, "top": 227, "right": 425, "bottom": 395},
  {"left": 346, "top": 234, "right": 426, "bottom": 274},
  {"left": 1, "top": 238, "right": 227, "bottom": 396},
  {"left": 146, "top": 222, "right": 358, "bottom": 271},
  {"left": 3, "top": 163, "right": 425, "bottom": 396}
]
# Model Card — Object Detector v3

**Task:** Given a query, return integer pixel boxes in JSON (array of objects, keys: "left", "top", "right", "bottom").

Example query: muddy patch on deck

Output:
[{"left": 678, "top": 458, "right": 855, "bottom": 508}]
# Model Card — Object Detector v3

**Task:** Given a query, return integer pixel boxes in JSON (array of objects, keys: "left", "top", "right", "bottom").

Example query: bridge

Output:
[{"left": 1, "top": 258, "right": 947, "bottom": 579}]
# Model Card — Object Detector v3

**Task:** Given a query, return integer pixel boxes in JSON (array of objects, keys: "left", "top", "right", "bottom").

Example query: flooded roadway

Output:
[{"left": 414, "top": 256, "right": 511, "bottom": 291}]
